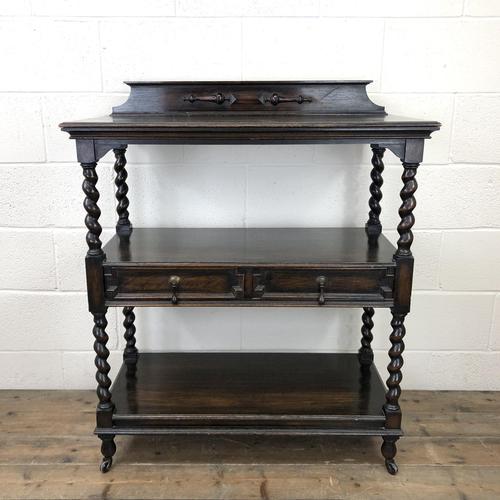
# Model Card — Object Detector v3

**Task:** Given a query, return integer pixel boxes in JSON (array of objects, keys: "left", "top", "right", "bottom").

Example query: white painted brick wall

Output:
[
  {"left": 0, "top": 0, "right": 499, "bottom": 390},
  {"left": 0, "top": 95, "right": 45, "bottom": 162}
]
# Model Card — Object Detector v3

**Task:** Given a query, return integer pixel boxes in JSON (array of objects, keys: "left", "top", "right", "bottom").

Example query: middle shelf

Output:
[{"left": 101, "top": 227, "right": 397, "bottom": 308}]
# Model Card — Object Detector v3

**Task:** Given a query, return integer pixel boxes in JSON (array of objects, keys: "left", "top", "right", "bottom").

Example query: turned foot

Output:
[
  {"left": 100, "top": 456, "right": 113, "bottom": 473},
  {"left": 98, "top": 435, "right": 116, "bottom": 473},
  {"left": 381, "top": 436, "right": 399, "bottom": 475}
]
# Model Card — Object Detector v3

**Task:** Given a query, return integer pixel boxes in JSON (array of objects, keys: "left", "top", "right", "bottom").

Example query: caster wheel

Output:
[
  {"left": 100, "top": 457, "right": 113, "bottom": 473},
  {"left": 385, "top": 459, "right": 398, "bottom": 475}
]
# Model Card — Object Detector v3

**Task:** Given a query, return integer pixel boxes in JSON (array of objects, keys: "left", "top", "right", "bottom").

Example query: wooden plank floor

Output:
[{"left": 1, "top": 390, "right": 500, "bottom": 499}]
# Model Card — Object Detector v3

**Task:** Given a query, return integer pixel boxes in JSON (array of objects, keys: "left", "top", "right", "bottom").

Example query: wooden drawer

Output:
[
  {"left": 252, "top": 267, "right": 394, "bottom": 305},
  {"left": 104, "top": 266, "right": 244, "bottom": 304},
  {"left": 102, "top": 264, "right": 394, "bottom": 306}
]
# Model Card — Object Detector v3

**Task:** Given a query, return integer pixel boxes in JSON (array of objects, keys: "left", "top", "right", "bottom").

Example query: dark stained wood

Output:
[
  {"left": 358, "top": 307, "right": 375, "bottom": 368},
  {"left": 252, "top": 267, "right": 392, "bottom": 305},
  {"left": 92, "top": 312, "right": 113, "bottom": 417},
  {"left": 97, "top": 434, "right": 115, "bottom": 473},
  {"left": 396, "top": 162, "right": 419, "bottom": 258},
  {"left": 102, "top": 228, "right": 396, "bottom": 307},
  {"left": 122, "top": 307, "right": 138, "bottom": 377},
  {"left": 102, "top": 227, "right": 397, "bottom": 266},
  {"left": 393, "top": 255, "right": 414, "bottom": 313},
  {"left": 106, "top": 266, "right": 245, "bottom": 302},
  {"left": 82, "top": 161, "right": 107, "bottom": 313},
  {"left": 112, "top": 81, "right": 387, "bottom": 114},
  {"left": 381, "top": 311, "right": 407, "bottom": 474},
  {"left": 92, "top": 311, "right": 116, "bottom": 471},
  {"left": 384, "top": 313, "right": 407, "bottom": 424},
  {"left": 108, "top": 353, "right": 388, "bottom": 434},
  {"left": 58, "top": 80, "right": 441, "bottom": 474},
  {"left": 365, "top": 146, "right": 385, "bottom": 240},
  {"left": 84, "top": 256, "right": 106, "bottom": 313},
  {"left": 60, "top": 81, "right": 440, "bottom": 147},
  {"left": 61, "top": 113, "right": 439, "bottom": 145},
  {"left": 380, "top": 159, "right": 419, "bottom": 472},
  {"left": 81, "top": 163, "right": 102, "bottom": 257},
  {"left": 113, "top": 148, "right": 132, "bottom": 237}
]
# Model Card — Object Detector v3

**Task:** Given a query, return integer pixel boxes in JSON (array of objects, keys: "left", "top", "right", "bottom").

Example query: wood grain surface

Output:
[{"left": 1, "top": 390, "right": 499, "bottom": 499}]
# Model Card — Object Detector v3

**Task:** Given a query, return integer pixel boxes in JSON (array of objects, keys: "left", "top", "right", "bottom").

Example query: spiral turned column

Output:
[
  {"left": 381, "top": 310, "right": 407, "bottom": 474},
  {"left": 113, "top": 148, "right": 132, "bottom": 236},
  {"left": 81, "top": 163, "right": 103, "bottom": 256},
  {"left": 93, "top": 312, "right": 113, "bottom": 412},
  {"left": 396, "top": 162, "right": 419, "bottom": 258},
  {"left": 384, "top": 312, "right": 406, "bottom": 417},
  {"left": 365, "top": 146, "right": 385, "bottom": 240},
  {"left": 123, "top": 306, "right": 138, "bottom": 376},
  {"left": 93, "top": 312, "right": 116, "bottom": 472},
  {"left": 358, "top": 307, "right": 375, "bottom": 369}
]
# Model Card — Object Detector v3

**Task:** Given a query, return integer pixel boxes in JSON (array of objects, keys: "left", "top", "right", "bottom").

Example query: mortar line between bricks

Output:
[
  {"left": 2, "top": 227, "right": 500, "bottom": 232},
  {"left": 38, "top": 97, "right": 48, "bottom": 163},
  {"left": 378, "top": 19, "right": 386, "bottom": 91},
  {"left": 436, "top": 231, "right": 446, "bottom": 291},
  {"left": 96, "top": 19, "right": 104, "bottom": 92},
  {"left": 486, "top": 295, "right": 499, "bottom": 351},
  {"left": 2, "top": 161, "right": 500, "bottom": 167},
  {"left": 239, "top": 17, "right": 243, "bottom": 81},
  {"left": 4, "top": 15, "right": 491, "bottom": 20},
  {"left": 448, "top": 93, "right": 459, "bottom": 163},
  {"left": 0, "top": 164, "right": 498, "bottom": 172},
  {"left": 1, "top": 349, "right": 499, "bottom": 355},
  {"left": 50, "top": 228, "right": 59, "bottom": 291}
]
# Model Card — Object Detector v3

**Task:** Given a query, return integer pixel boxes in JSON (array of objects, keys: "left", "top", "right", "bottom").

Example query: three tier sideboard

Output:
[{"left": 60, "top": 80, "right": 440, "bottom": 475}]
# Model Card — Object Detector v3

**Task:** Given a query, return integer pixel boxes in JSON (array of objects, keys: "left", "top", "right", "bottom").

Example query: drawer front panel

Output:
[
  {"left": 104, "top": 267, "right": 244, "bottom": 303},
  {"left": 253, "top": 268, "right": 394, "bottom": 304}
]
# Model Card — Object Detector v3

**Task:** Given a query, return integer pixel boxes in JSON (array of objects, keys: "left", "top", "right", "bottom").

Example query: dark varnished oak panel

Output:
[
  {"left": 105, "top": 266, "right": 245, "bottom": 304},
  {"left": 106, "top": 353, "right": 392, "bottom": 435},
  {"left": 60, "top": 81, "right": 439, "bottom": 151},
  {"left": 254, "top": 267, "right": 393, "bottom": 304},
  {"left": 113, "top": 80, "right": 387, "bottom": 114},
  {"left": 103, "top": 227, "right": 396, "bottom": 266}
]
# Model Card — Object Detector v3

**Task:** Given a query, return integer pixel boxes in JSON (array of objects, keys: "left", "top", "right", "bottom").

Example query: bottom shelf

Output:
[{"left": 102, "top": 353, "right": 399, "bottom": 437}]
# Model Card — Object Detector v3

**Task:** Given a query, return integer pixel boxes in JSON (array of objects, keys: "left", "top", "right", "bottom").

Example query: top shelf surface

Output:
[{"left": 60, "top": 81, "right": 440, "bottom": 142}]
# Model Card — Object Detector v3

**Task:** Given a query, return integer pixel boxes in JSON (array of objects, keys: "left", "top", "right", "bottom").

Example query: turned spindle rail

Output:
[{"left": 60, "top": 80, "right": 440, "bottom": 475}]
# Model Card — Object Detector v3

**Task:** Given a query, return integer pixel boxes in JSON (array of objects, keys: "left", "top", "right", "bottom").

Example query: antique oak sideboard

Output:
[{"left": 60, "top": 81, "right": 440, "bottom": 475}]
